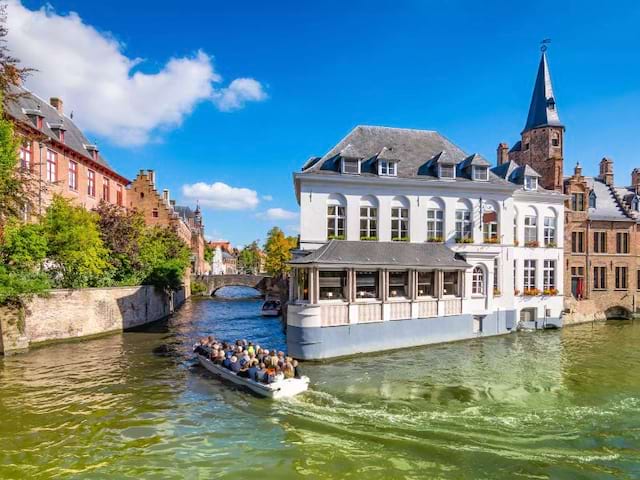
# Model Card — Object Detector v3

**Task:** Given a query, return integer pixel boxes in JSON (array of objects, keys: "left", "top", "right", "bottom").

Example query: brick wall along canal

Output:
[{"left": 1, "top": 288, "right": 639, "bottom": 479}]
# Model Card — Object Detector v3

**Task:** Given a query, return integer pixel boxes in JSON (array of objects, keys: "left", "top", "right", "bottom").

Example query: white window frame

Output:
[
  {"left": 68, "top": 160, "right": 78, "bottom": 190},
  {"left": 391, "top": 207, "right": 409, "bottom": 240},
  {"left": 524, "top": 176, "right": 538, "bottom": 190},
  {"left": 20, "top": 141, "right": 32, "bottom": 170},
  {"left": 473, "top": 166, "right": 488, "bottom": 181},
  {"left": 544, "top": 216, "right": 556, "bottom": 246},
  {"left": 378, "top": 160, "right": 397, "bottom": 176},
  {"left": 327, "top": 204, "right": 346, "bottom": 239},
  {"left": 472, "top": 266, "right": 485, "bottom": 295},
  {"left": 359, "top": 206, "right": 377, "bottom": 239},
  {"left": 543, "top": 260, "right": 556, "bottom": 290},
  {"left": 342, "top": 159, "right": 360, "bottom": 175},
  {"left": 524, "top": 259, "right": 537, "bottom": 290},
  {"left": 439, "top": 164, "right": 456, "bottom": 179},
  {"left": 524, "top": 215, "right": 537, "bottom": 244},
  {"left": 46, "top": 149, "right": 57, "bottom": 183},
  {"left": 455, "top": 209, "right": 472, "bottom": 241},
  {"left": 426, "top": 209, "right": 444, "bottom": 240}
]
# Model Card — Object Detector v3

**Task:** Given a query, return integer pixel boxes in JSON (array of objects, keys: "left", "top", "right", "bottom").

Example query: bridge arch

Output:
[
  {"left": 192, "top": 274, "right": 276, "bottom": 297},
  {"left": 604, "top": 306, "right": 632, "bottom": 320}
]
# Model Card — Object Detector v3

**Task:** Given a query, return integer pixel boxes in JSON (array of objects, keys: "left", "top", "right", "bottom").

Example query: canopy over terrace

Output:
[{"left": 289, "top": 240, "right": 471, "bottom": 304}]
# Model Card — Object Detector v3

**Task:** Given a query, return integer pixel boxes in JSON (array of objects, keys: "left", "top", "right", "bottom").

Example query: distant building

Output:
[
  {"left": 211, "top": 244, "right": 238, "bottom": 275},
  {"left": 7, "top": 87, "right": 129, "bottom": 218},
  {"left": 128, "top": 170, "right": 208, "bottom": 275}
]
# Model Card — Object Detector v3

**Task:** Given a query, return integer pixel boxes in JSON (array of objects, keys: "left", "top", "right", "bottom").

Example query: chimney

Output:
[
  {"left": 632, "top": 168, "right": 640, "bottom": 194},
  {"left": 49, "top": 97, "right": 63, "bottom": 114},
  {"left": 574, "top": 162, "right": 583, "bottom": 177},
  {"left": 497, "top": 143, "right": 509, "bottom": 165},
  {"left": 163, "top": 189, "right": 170, "bottom": 204},
  {"left": 147, "top": 169, "right": 155, "bottom": 187},
  {"left": 599, "top": 157, "right": 614, "bottom": 186}
]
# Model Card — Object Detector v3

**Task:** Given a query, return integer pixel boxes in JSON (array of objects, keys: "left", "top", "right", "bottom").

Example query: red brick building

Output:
[
  {"left": 7, "top": 87, "right": 129, "bottom": 217},
  {"left": 500, "top": 51, "right": 640, "bottom": 320}
]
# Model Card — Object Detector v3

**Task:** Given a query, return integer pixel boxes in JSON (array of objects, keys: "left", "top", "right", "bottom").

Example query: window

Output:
[
  {"left": 593, "top": 266, "right": 607, "bottom": 290},
  {"left": 616, "top": 232, "right": 629, "bottom": 254},
  {"left": 327, "top": 205, "right": 345, "bottom": 239},
  {"left": 46, "top": 149, "right": 57, "bottom": 182},
  {"left": 524, "top": 142, "right": 530, "bottom": 151},
  {"left": 524, "top": 176, "right": 538, "bottom": 190},
  {"left": 87, "top": 170, "right": 96, "bottom": 197},
  {"left": 520, "top": 308, "right": 537, "bottom": 323},
  {"left": 589, "top": 191, "right": 597, "bottom": 209},
  {"left": 68, "top": 160, "right": 78, "bottom": 190},
  {"left": 359, "top": 206, "right": 377, "bottom": 239},
  {"left": 443, "top": 271, "right": 460, "bottom": 296},
  {"left": 342, "top": 159, "right": 360, "bottom": 174},
  {"left": 552, "top": 133, "right": 560, "bottom": 147},
  {"left": 543, "top": 260, "right": 556, "bottom": 291},
  {"left": 19, "top": 142, "right": 32, "bottom": 170},
  {"left": 493, "top": 258, "right": 499, "bottom": 292},
  {"left": 439, "top": 164, "right": 455, "bottom": 179},
  {"left": 637, "top": 269, "right": 640, "bottom": 290},
  {"left": 524, "top": 260, "right": 537, "bottom": 290},
  {"left": 152, "top": 208, "right": 159, "bottom": 218},
  {"left": 571, "top": 193, "right": 585, "bottom": 211},
  {"left": 593, "top": 232, "right": 607, "bottom": 253},
  {"left": 319, "top": 271, "right": 347, "bottom": 300},
  {"left": 388, "top": 271, "right": 408, "bottom": 298},
  {"left": 391, "top": 207, "right": 408, "bottom": 240},
  {"left": 427, "top": 209, "right": 443, "bottom": 240},
  {"left": 472, "top": 267, "right": 485, "bottom": 295},
  {"left": 544, "top": 216, "right": 556, "bottom": 246},
  {"left": 615, "top": 266, "right": 628, "bottom": 290},
  {"left": 455, "top": 209, "right": 472, "bottom": 241},
  {"left": 473, "top": 166, "right": 488, "bottom": 181},
  {"left": 513, "top": 216, "right": 518, "bottom": 245},
  {"left": 524, "top": 216, "right": 537, "bottom": 244},
  {"left": 417, "top": 271, "right": 435, "bottom": 297},
  {"left": 483, "top": 212, "right": 498, "bottom": 243},
  {"left": 116, "top": 185, "right": 123, "bottom": 206},
  {"left": 356, "top": 271, "right": 379, "bottom": 299},
  {"left": 378, "top": 160, "right": 396, "bottom": 176},
  {"left": 473, "top": 315, "right": 484, "bottom": 333},
  {"left": 103, "top": 177, "right": 110, "bottom": 202},
  {"left": 295, "top": 269, "right": 309, "bottom": 301},
  {"left": 572, "top": 231, "right": 585, "bottom": 253}
]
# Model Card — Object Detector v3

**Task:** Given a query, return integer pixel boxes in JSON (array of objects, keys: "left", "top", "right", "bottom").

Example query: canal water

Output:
[{"left": 1, "top": 287, "right": 639, "bottom": 479}]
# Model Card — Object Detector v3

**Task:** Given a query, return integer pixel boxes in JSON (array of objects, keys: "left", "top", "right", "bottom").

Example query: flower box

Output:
[
  {"left": 427, "top": 236, "right": 444, "bottom": 243},
  {"left": 514, "top": 240, "right": 519, "bottom": 246},
  {"left": 392, "top": 236, "right": 410, "bottom": 242},
  {"left": 493, "top": 288, "right": 501, "bottom": 296},
  {"left": 523, "top": 288, "right": 541, "bottom": 296},
  {"left": 328, "top": 234, "right": 345, "bottom": 240},
  {"left": 514, "top": 289, "right": 520, "bottom": 295},
  {"left": 524, "top": 240, "right": 539, "bottom": 248},
  {"left": 484, "top": 238, "right": 500, "bottom": 244},
  {"left": 455, "top": 237, "right": 474, "bottom": 244},
  {"left": 542, "top": 288, "right": 559, "bottom": 296},
  {"left": 360, "top": 236, "right": 378, "bottom": 241},
  {"left": 545, "top": 241, "right": 557, "bottom": 248}
]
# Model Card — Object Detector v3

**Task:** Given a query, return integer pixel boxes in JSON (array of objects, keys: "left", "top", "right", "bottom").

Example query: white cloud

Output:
[
  {"left": 262, "top": 195, "right": 273, "bottom": 201},
  {"left": 263, "top": 208, "right": 298, "bottom": 220},
  {"left": 182, "top": 182, "right": 259, "bottom": 210},
  {"left": 6, "top": 1, "right": 267, "bottom": 146}
]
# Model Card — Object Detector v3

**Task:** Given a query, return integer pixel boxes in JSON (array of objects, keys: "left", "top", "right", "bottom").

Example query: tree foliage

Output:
[
  {"left": 139, "top": 227, "right": 191, "bottom": 291},
  {"left": 238, "top": 240, "right": 262, "bottom": 274},
  {"left": 204, "top": 244, "right": 214, "bottom": 264},
  {"left": 264, "top": 227, "right": 297, "bottom": 277}
]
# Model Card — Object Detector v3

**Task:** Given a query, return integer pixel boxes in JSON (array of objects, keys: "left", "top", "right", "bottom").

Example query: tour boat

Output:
[
  {"left": 261, "top": 299, "right": 282, "bottom": 317},
  {"left": 195, "top": 352, "right": 309, "bottom": 399}
]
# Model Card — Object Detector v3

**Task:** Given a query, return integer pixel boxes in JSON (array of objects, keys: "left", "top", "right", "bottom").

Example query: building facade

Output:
[
  {"left": 288, "top": 125, "right": 565, "bottom": 360},
  {"left": 500, "top": 51, "right": 640, "bottom": 321},
  {"left": 128, "top": 170, "right": 209, "bottom": 275},
  {"left": 209, "top": 241, "right": 238, "bottom": 275},
  {"left": 8, "top": 88, "right": 129, "bottom": 217}
]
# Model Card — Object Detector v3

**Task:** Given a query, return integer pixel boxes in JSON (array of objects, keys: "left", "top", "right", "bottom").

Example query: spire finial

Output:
[{"left": 540, "top": 38, "right": 551, "bottom": 52}]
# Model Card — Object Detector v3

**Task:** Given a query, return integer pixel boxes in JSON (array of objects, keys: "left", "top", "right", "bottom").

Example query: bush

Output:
[{"left": 191, "top": 280, "right": 207, "bottom": 296}]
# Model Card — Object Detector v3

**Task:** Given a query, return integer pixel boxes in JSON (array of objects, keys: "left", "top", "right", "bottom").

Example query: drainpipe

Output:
[{"left": 585, "top": 219, "right": 591, "bottom": 299}]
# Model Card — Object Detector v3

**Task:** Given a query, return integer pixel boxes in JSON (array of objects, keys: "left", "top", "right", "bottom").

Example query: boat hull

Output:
[{"left": 196, "top": 354, "right": 309, "bottom": 399}]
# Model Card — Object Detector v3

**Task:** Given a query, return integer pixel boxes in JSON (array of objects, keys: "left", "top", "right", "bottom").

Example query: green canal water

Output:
[{"left": 1, "top": 289, "right": 639, "bottom": 479}]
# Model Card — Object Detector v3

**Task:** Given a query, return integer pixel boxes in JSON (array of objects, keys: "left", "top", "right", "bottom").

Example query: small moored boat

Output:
[
  {"left": 195, "top": 352, "right": 309, "bottom": 399},
  {"left": 261, "top": 299, "right": 282, "bottom": 317}
]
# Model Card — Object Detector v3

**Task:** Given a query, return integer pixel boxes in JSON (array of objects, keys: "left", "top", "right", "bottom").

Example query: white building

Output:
[{"left": 288, "top": 126, "right": 566, "bottom": 360}]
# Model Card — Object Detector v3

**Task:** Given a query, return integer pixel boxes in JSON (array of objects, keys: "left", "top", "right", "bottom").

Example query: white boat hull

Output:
[
  {"left": 196, "top": 354, "right": 309, "bottom": 399},
  {"left": 261, "top": 309, "right": 281, "bottom": 317}
]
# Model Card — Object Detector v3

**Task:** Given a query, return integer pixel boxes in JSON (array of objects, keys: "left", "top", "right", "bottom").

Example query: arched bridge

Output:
[{"left": 192, "top": 274, "right": 282, "bottom": 296}]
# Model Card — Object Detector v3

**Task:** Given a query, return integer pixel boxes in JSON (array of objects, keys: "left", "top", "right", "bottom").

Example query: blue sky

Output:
[{"left": 12, "top": 0, "right": 640, "bottom": 245}]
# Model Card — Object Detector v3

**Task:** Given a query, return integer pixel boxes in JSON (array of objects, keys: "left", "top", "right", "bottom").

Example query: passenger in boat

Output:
[
  {"left": 238, "top": 363, "right": 250, "bottom": 378},
  {"left": 247, "top": 342, "right": 255, "bottom": 356},
  {"left": 292, "top": 360, "right": 301, "bottom": 378},
  {"left": 222, "top": 355, "right": 232, "bottom": 369},
  {"left": 230, "top": 356, "right": 241, "bottom": 373},
  {"left": 247, "top": 360, "right": 259, "bottom": 381},
  {"left": 283, "top": 362, "right": 294, "bottom": 379},
  {"left": 213, "top": 352, "right": 224, "bottom": 365},
  {"left": 256, "top": 363, "right": 267, "bottom": 382},
  {"left": 274, "top": 366, "right": 284, "bottom": 382}
]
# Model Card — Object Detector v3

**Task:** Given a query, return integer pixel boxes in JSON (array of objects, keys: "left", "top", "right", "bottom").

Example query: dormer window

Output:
[
  {"left": 473, "top": 166, "right": 488, "bottom": 181},
  {"left": 632, "top": 196, "right": 640, "bottom": 212},
  {"left": 342, "top": 158, "right": 360, "bottom": 175},
  {"left": 378, "top": 160, "right": 396, "bottom": 176},
  {"left": 589, "top": 191, "right": 597, "bottom": 209},
  {"left": 439, "top": 164, "right": 455, "bottom": 179},
  {"left": 524, "top": 176, "right": 538, "bottom": 190}
]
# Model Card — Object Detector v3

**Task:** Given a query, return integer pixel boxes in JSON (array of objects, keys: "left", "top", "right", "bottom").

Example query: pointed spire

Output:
[{"left": 523, "top": 51, "right": 563, "bottom": 133}]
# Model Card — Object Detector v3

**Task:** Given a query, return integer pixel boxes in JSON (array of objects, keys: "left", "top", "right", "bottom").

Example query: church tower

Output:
[{"left": 507, "top": 50, "right": 565, "bottom": 191}]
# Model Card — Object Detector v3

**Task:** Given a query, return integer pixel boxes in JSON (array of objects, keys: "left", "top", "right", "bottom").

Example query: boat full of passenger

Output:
[{"left": 193, "top": 337, "right": 309, "bottom": 399}]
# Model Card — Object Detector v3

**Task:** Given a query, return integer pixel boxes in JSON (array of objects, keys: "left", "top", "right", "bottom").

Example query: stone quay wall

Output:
[{"left": 0, "top": 285, "right": 187, "bottom": 355}]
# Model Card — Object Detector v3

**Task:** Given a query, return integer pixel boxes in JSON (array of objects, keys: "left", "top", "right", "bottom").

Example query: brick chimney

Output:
[
  {"left": 497, "top": 143, "right": 509, "bottom": 165},
  {"left": 147, "top": 169, "right": 155, "bottom": 188},
  {"left": 599, "top": 157, "right": 614, "bottom": 186},
  {"left": 574, "top": 162, "right": 583, "bottom": 177},
  {"left": 163, "top": 189, "right": 170, "bottom": 204},
  {"left": 632, "top": 168, "right": 640, "bottom": 194},
  {"left": 49, "top": 97, "right": 63, "bottom": 114}
]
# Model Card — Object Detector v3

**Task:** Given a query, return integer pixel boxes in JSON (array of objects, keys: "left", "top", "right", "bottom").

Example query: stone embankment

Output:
[{"left": 0, "top": 285, "right": 187, "bottom": 355}]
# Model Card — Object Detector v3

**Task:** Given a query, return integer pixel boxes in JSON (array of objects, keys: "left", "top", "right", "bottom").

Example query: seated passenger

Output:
[
  {"left": 229, "top": 356, "right": 241, "bottom": 373},
  {"left": 238, "top": 364, "right": 250, "bottom": 378},
  {"left": 248, "top": 360, "right": 259, "bottom": 381},
  {"left": 273, "top": 366, "right": 284, "bottom": 382},
  {"left": 256, "top": 363, "right": 267, "bottom": 382},
  {"left": 222, "top": 355, "right": 232, "bottom": 369},
  {"left": 283, "top": 363, "right": 294, "bottom": 379},
  {"left": 292, "top": 359, "right": 301, "bottom": 378}
]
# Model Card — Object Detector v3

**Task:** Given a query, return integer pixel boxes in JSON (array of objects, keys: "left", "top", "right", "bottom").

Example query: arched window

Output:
[
  {"left": 589, "top": 191, "right": 597, "bottom": 209},
  {"left": 359, "top": 196, "right": 378, "bottom": 240},
  {"left": 327, "top": 194, "right": 346, "bottom": 240},
  {"left": 455, "top": 199, "right": 472, "bottom": 242},
  {"left": 544, "top": 207, "right": 558, "bottom": 247},
  {"left": 472, "top": 266, "right": 485, "bottom": 295},
  {"left": 524, "top": 207, "right": 538, "bottom": 246},
  {"left": 426, "top": 197, "right": 444, "bottom": 241},
  {"left": 391, "top": 196, "right": 409, "bottom": 241},
  {"left": 482, "top": 201, "right": 499, "bottom": 243}
]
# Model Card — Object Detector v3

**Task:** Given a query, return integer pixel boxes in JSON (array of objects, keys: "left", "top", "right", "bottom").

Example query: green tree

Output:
[
  {"left": 238, "top": 240, "right": 261, "bottom": 274},
  {"left": 264, "top": 227, "right": 297, "bottom": 277},
  {"left": 204, "top": 244, "right": 214, "bottom": 264},
  {"left": 139, "top": 227, "right": 191, "bottom": 291},
  {"left": 94, "top": 201, "right": 146, "bottom": 285},
  {"left": 42, "top": 196, "right": 110, "bottom": 288}
]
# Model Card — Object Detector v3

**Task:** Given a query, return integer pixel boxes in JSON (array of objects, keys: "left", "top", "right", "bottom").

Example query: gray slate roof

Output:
[
  {"left": 524, "top": 52, "right": 563, "bottom": 132},
  {"left": 174, "top": 205, "right": 195, "bottom": 220},
  {"left": 585, "top": 177, "right": 634, "bottom": 222},
  {"left": 290, "top": 240, "right": 471, "bottom": 269},
  {"left": 491, "top": 160, "right": 545, "bottom": 186},
  {"left": 6, "top": 86, "right": 116, "bottom": 173},
  {"left": 301, "top": 125, "right": 512, "bottom": 186}
]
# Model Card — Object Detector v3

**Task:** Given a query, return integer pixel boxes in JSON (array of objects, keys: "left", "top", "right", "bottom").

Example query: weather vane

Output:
[{"left": 540, "top": 38, "right": 551, "bottom": 52}]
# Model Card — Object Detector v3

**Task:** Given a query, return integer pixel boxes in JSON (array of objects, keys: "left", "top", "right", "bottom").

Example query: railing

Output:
[
  {"left": 389, "top": 301, "right": 411, "bottom": 320},
  {"left": 357, "top": 302, "right": 382, "bottom": 323},
  {"left": 443, "top": 298, "right": 462, "bottom": 316},
  {"left": 320, "top": 304, "right": 349, "bottom": 326},
  {"left": 416, "top": 300, "right": 438, "bottom": 318}
]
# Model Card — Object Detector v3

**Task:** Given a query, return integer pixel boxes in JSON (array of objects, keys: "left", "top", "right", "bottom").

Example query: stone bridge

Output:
[{"left": 192, "top": 274, "right": 283, "bottom": 296}]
